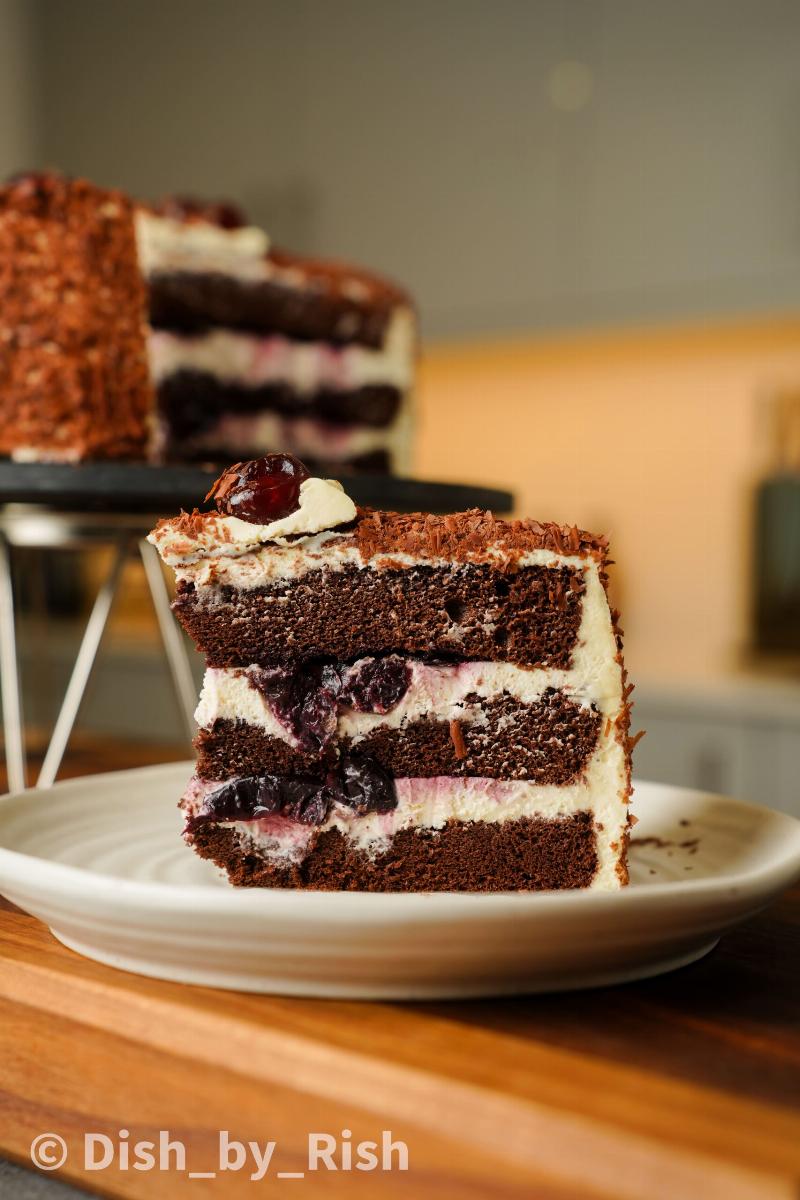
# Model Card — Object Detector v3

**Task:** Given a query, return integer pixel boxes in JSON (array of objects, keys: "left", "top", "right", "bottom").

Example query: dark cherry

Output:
[
  {"left": 340, "top": 656, "right": 411, "bottom": 714},
  {"left": 206, "top": 201, "right": 248, "bottom": 229},
  {"left": 186, "top": 775, "right": 279, "bottom": 830},
  {"left": 207, "top": 454, "right": 311, "bottom": 524},
  {"left": 248, "top": 656, "right": 411, "bottom": 751},
  {"left": 286, "top": 785, "right": 336, "bottom": 826},
  {"left": 340, "top": 754, "right": 396, "bottom": 816},
  {"left": 187, "top": 756, "right": 397, "bottom": 832},
  {"left": 187, "top": 774, "right": 335, "bottom": 831},
  {"left": 249, "top": 664, "right": 342, "bottom": 752}
]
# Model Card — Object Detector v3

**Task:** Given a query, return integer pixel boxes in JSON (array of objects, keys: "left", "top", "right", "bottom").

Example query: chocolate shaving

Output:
[{"left": 353, "top": 508, "right": 610, "bottom": 567}]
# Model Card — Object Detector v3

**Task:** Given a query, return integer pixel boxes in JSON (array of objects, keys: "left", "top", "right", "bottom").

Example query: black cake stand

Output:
[
  {"left": 0, "top": 462, "right": 513, "bottom": 795},
  {"left": 0, "top": 461, "right": 513, "bottom": 516}
]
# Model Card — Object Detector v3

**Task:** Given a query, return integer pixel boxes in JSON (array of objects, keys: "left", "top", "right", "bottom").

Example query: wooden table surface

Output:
[
  {"left": 0, "top": 882, "right": 797, "bottom": 1200},
  {"left": 0, "top": 742, "right": 798, "bottom": 1199}
]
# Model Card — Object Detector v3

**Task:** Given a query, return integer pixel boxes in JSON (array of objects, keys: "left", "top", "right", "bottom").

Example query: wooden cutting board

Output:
[{"left": 0, "top": 894, "right": 798, "bottom": 1200}]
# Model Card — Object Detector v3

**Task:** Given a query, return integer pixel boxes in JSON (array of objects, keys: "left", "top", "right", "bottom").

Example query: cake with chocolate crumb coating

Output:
[{"left": 0, "top": 172, "right": 416, "bottom": 472}]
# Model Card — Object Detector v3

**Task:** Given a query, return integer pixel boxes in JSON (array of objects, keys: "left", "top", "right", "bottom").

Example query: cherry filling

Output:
[
  {"left": 247, "top": 655, "right": 412, "bottom": 752},
  {"left": 186, "top": 754, "right": 396, "bottom": 832},
  {"left": 206, "top": 454, "right": 311, "bottom": 524},
  {"left": 249, "top": 663, "right": 342, "bottom": 752},
  {"left": 341, "top": 656, "right": 411, "bottom": 713}
]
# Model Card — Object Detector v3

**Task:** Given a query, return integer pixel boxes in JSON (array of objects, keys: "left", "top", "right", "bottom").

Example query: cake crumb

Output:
[{"left": 449, "top": 719, "right": 468, "bottom": 759}]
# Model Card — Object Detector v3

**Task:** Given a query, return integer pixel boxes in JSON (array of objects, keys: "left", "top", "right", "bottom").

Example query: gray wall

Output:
[
  {"left": 22, "top": 0, "right": 800, "bottom": 338},
  {"left": 0, "top": 0, "right": 39, "bottom": 171}
]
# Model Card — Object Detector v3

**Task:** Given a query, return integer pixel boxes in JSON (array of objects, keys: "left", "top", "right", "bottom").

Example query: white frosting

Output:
[
  {"left": 197, "top": 638, "right": 617, "bottom": 750},
  {"left": 168, "top": 408, "right": 406, "bottom": 465},
  {"left": 567, "top": 557, "right": 621, "bottom": 717},
  {"left": 148, "top": 475, "right": 356, "bottom": 565},
  {"left": 169, "top": 530, "right": 361, "bottom": 586},
  {"left": 195, "top": 669, "right": 294, "bottom": 744},
  {"left": 156, "top": 516, "right": 599, "bottom": 588},
  {"left": 135, "top": 211, "right": 269, "bottom": 281},
  {"left": 148, "top": 308, "right": 415, "bottom": 392}
]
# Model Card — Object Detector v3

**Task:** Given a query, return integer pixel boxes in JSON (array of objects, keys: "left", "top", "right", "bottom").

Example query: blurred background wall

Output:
[
  {"left": 0, "top": 0, "right": 37, "bottom": 171},
  {"left": 1, "top": 0, "right": 798, "bottom": 806},
  {"left": 17, "top": 0, "right": 800, "bottom": 339}
]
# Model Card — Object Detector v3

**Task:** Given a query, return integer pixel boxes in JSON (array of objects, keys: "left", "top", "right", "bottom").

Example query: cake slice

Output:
[{"left": 149, "top": 456, "right": 635, "bottom": 892}]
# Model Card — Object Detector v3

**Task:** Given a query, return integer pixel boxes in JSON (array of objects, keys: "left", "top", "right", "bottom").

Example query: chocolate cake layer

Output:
[
  {"left": 149, "top": 268, "right": 403, "bottom": 348},
  {"left": 158, "top": 371, "right": 402, "bottom": 433},
  {"left": 195, "top": 723, "right": 320, "bottom": 776},
  {"left": 195, "top": 689, "right": 602, "bottom": 783},
  {"left": 191, "top": 813, "right": 598, "bottom": 892},
  {"left": 354, "top": 692, "right": 602, "bottom": 781},
  {"left": 174, "top": 564, "right": 585, "bottom": 669}
]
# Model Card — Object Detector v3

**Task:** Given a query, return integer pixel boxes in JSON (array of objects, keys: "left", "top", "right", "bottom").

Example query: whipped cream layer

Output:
[
  {"left": 182, "top": 733, "right": 627, "bottom": 890},
  {"left": 136, "top": 211, "right": 270, "bottom": 282},
  {"left": 197, "top": 654, "right": 611, "bottom": 753},
  {"left": 149, "top": 308, "right": 415, "bottom": 392},
  {"left": 164, "top": 409, "right": 406, "bottom": 465},
  {"left": 152, "top": 516, "right": 597, "bottom": 587}
]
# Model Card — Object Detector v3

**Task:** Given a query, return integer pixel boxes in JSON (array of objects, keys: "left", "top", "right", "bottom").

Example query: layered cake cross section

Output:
[
  {"left": 141, "top": 201, "right": 415, "bottom": 472},
  {"left": 150, "top": 456, "right": 634, "bottom": 892}
]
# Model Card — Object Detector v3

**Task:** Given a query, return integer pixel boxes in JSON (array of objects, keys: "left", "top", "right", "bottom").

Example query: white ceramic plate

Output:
[{"left": 0, "top": 763, "right": 798, "bottom": 998}]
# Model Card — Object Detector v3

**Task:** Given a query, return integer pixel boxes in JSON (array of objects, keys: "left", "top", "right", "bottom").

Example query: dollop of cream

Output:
[
  {"left": 148, "top": 476, "right": 357, "bottom": 567},
  {"left": 223, "top": 476, "right": 357, "bottom": 543}
]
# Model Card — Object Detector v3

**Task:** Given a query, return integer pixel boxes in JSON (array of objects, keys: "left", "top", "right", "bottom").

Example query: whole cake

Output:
[
  {"left": 0, "top": 173, "right": 416, "bottom": 472},
  {"left": 149, "top": 455, "right": 636, "bottom": 892}
]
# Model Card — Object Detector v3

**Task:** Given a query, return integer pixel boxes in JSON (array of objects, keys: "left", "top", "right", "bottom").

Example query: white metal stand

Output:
[{"left": 0, "top": 507, "right": 197, "bottom": 792}]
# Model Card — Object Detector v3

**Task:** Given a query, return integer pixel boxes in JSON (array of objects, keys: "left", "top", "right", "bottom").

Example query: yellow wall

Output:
[{"left": 416, "top": 317, "right": 800, "bottom": 682}]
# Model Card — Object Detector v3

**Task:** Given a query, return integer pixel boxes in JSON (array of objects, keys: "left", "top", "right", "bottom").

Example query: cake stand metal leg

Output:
[
  {"left": 139, "top": 538, "right": 197, "bottom": 741},
  {"left": 37, "top": 537, "right": 130, "bottom": 789},
  {"left": 0, "top": 534, "right": 26, "bottom": 792}
]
